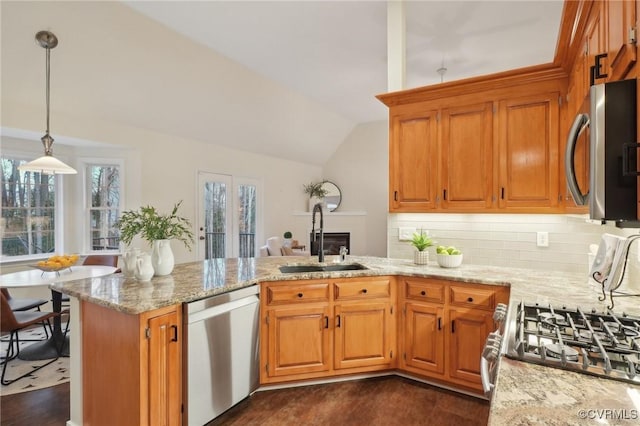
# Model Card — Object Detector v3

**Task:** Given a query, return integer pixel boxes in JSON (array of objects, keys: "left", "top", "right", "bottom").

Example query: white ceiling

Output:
[
  {"left": 125, "top": 0, "right": 565, "bottom": 124},
  {"left": 2, "top": 1, "right": 564, "bottom": 166}
]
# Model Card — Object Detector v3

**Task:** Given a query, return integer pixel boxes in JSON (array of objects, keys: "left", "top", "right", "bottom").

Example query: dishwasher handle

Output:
[{"left": 187, "top": 294, "right": 259, "bottom": 324}]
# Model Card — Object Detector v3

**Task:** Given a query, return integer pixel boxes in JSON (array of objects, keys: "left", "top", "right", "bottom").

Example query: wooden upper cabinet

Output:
[
  {"left": 389, "top": 108, "right": 439, "bottom": 211},
  {"left": 606, "top": 0, "right": 637, "bottom": 80},
  {"left": 497, "top": 92, "right": 560, "bottom": 210},
  {"left": 586, "top": 1, "right": 607, "bottom": 84},
  {"left": 440, "top": 102, "right": 494, "bottom": 210}
]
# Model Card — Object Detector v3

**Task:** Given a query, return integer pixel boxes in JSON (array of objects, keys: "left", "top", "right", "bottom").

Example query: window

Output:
[
  {"left": 85, "top": 162, "right": 122, "bottom": 252},
  {"left": 1, "top": 156, "right": 57, "bottom": 259}
]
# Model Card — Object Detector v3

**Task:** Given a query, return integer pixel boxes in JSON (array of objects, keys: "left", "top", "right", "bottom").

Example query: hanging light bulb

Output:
[{"left": 19, "top": 31, "right": 77, "bottom": 175}]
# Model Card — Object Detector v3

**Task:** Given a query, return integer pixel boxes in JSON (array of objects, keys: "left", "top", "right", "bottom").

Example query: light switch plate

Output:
[
  {"left": 536, "top": 231, "right": 549, "bottom": 247},
  {"left": 399, "top": 227, "right": 416, "bottom": 241}
]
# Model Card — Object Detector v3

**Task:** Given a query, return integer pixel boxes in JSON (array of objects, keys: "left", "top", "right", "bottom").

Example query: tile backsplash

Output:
[{"left": 388, "top": 213, "right": 640, "bottom": 291}]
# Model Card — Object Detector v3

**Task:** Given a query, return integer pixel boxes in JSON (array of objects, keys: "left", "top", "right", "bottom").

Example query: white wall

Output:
[{"left": 323, "top": 121, "right": 388, "bottom": 256}]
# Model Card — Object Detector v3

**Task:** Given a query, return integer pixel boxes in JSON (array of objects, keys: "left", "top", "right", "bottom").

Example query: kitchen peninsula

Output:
[{"left": 53, "top": 256, "right": 640, "bottom": 426}]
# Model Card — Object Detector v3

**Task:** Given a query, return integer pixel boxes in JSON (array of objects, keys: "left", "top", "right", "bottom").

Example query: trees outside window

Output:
[
  {"left": 1, "top": 157, "right": 56, "bottom": 258},
  {"left": 86, "top": 163, "right": 121, "bottom": 251}
]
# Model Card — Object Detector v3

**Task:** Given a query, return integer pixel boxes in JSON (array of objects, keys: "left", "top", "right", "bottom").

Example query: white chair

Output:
[{"left": 260, "top": 237, "right": 309, "bottom": 257}]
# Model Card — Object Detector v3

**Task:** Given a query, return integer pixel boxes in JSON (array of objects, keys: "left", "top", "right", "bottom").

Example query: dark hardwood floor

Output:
[
  {"left": 209, "top": 376, "right": 489, "bottom": 426},
  {"left": 0, "top": 376, "right": 489, "bottom": 425},
  {"left": 1, "top": 383, "right": 69, "bottom": 426}
]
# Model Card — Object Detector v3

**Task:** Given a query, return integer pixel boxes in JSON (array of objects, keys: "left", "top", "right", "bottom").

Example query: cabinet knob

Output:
[
  {"left": 297, "top": 293, "right": 303, "bottom": 298},
  {"left": 420, "top": 290, "right": 426, "bottom": 296},
  {"left": 362, "top": 288, "right": 368, "bottom": 294},
  {"left": 467, "top": 297, "right": 474, "bottom": 303}
]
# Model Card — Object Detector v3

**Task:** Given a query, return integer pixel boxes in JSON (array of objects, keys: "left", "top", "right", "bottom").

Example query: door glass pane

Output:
[
  {"left": 237, "top": 184, "right": 256, "bottom": 258},
  {"left": 204, "top": 181, "right": 226, "bottom": 258}
]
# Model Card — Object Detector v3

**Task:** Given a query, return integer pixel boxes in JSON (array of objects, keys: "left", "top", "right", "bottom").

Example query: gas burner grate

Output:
[{"left": 506, "top": 301, "right": 640, "bottom": 384}]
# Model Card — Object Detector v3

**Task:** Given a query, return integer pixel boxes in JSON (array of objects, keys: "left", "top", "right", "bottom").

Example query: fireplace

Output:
[{"left": 310, "top": 232, "right": 350, "bottom": 256}]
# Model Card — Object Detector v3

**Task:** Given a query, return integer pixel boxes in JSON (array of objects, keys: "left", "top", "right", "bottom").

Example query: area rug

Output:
[{"left": 0, "top": 324, "right": 70, "bottom": 396}]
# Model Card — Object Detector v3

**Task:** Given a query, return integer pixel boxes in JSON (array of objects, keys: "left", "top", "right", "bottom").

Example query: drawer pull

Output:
[
  {"left": 362, "top": 288, "right": 368, "bottom": 294},
  {"left": 467, "top": 297, "right": 474, "bottom": 303},
  {"left": 297, "top": 293, "right": 303, "bottom": 298},
  {"left": 420, "top": 290, "right": 426, "bottom": 296}
]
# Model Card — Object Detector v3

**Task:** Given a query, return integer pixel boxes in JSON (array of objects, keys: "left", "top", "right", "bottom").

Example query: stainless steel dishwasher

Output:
[{"left": 184, "top": 285, "right": 260, "bottom": 425}]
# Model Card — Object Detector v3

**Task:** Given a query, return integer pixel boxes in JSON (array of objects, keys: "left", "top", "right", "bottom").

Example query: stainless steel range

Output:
[{"left": 503, "top": 301, "right": 640, "bottom": 385}]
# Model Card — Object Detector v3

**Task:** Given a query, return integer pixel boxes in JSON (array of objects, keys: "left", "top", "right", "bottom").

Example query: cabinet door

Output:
[
  {"left": 266, "top": 306, "right": 331, "bottom": 377},
  {"left": 448, "top": 308, "right": 493, "bottom": 389},
  {"left": 389, "top": 109, "right": 439, "bottom": 211},
  {"left": 607, "top": 0, "right": 636, "bottom": 80},
  {"left": 403, "top": 302, "right": 445, "bottom": 375},
  {"left": 497, "top": 93, "right": 560, "bottom": 210},
  {"left": 148, "top": 310, "right": 181, "bottom": 426},
  {"left": 334, "top": 302, "right": 394, "bottom": 370},
  {"left": 441, "top": 102, "right": 494, "bottom": 210},
  {"left": 587, "top": 1, "right": 607, "bottom": 84}
]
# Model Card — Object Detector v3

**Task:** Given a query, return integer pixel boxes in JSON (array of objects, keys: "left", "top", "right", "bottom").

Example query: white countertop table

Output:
[{"left": 1, "top": 265, "right": 118, "bottom": 360}]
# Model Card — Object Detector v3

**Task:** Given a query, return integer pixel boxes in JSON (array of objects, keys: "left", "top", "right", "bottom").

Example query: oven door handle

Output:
[
  {"left": 480, "top": 332, "right": 502, "bottom": 397},
  {"left": 480, "top": 356, "right": 494, "bottom": 396}
]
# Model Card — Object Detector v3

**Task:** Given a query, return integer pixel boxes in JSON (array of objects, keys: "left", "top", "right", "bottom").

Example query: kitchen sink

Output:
[{"left": 279, "top": 263, "right": 368, "bottom": 273}]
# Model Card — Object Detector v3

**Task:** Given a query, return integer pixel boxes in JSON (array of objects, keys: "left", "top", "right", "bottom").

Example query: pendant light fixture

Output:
[{"left": 19, "top": 30, "right": 77, "bottom": 175}]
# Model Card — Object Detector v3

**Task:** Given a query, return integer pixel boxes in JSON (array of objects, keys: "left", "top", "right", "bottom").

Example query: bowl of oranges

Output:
[{"left": 33, "top": 254, "right": 80, "bottom": 272}]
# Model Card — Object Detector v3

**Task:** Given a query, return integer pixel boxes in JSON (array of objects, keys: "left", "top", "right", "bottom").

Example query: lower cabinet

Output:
[
  {"left": 448, "top": 307, "right": 494, "bottom": 387},
  {"left": 260, "top": 277, "right": 396, "bottom": 384},
  {"left": 334, "top": 301, "right": 394, "bottom": 370},
  {"left": 264, "top": 305, "right": 331, "bottom": 378},
  {"left": 82, "top": 302, "right": 182, "bottom": 426},
  {"left": 261, "top": 276, "right": 509, "bottom": 394},
  {"left": 400, "top": 278, "right": 509, "bottom": 392}
]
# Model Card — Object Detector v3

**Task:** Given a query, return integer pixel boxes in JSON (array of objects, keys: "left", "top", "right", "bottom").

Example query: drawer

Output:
[
  {"left": 265, "top": 283, "right": 329, "bottom": 305},
  {"left": 404, "top": 279, "right": 445, "bottom": 303},
  {"left": 334, "top": 279, "right": 390, "bottom": 300},
  {"left": 449, "top": 286, "right": 496, "bottom": 310}
]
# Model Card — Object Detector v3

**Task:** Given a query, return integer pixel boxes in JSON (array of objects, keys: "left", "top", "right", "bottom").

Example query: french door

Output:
[{"left": 197, "top": 172, "right": 262, "bottom": 260}]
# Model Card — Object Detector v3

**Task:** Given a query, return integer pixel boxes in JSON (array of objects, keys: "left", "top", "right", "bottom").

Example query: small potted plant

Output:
[
  {"left": 283, "top": 231, "right": 293, "bottom": 248},
  {"left": 116, "top": 201, "right": 194, "bottom": 276},
  {"left": 303, "top": 180, "right": 329, "bottom": 211},
  {"left": 411, "top": 229, "right": 433, "bottom": 265}
]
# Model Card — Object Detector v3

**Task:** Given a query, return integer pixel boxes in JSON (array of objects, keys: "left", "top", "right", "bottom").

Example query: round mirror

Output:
[{"left": 322, "top": 181, "right": 341, "bottom": 212}]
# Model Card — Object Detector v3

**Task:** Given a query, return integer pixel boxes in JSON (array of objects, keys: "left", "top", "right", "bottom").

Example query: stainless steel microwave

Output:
[{"left": 565, "top": 79, "right": 637, "bottom": 222}]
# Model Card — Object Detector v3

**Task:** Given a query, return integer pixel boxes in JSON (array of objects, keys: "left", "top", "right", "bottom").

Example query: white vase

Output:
[
  {"left": 414, "top": 250, "right": 429, "bottom": 265},
  {"left": 122, "top": 247, "right": 140, "bottom": 278},
  {"left": 135, "top": 253, "right": 154, "bottom": 281},
  {"left": 151, "top": 239, "right": 175, "bottom": 276}
]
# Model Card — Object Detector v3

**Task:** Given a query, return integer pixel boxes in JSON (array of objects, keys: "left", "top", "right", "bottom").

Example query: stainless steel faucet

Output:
[{"left": 311, "top": 203, "right": 324, "bottom": 263}]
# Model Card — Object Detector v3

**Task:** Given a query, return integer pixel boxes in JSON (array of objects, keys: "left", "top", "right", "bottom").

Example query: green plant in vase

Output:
[
  {"left": 116, "top": 201, "right": 194, "bottom": 276},
  {"left": 411, "top": 229, "right": 433, "bottom": 265}
]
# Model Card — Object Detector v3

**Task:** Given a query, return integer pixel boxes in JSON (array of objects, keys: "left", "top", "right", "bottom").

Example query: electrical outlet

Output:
[
  {"left": 399, "top": 227, "right": 416, "bottom": 241},
  {"left": 536, "top": 231, "right": 549, "bottom": 247}
]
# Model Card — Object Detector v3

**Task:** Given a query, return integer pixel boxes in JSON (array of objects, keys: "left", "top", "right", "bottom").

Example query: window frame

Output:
[
  {"left": 80, "top": 157, "right": 124, "bottom": 254},
  {"left": 0, "top": 150, "right": 65, "bottom": 262}
]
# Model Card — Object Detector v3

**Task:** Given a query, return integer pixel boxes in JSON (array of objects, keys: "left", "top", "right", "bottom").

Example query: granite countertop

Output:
[{"left": 51, "top": 255, "right": 640, "bottom": 425}]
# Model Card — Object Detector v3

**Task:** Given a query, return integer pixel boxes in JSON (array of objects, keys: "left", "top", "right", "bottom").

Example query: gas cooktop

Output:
[{"left": 504, "top": 301, "right": 640, "bottom": 385}]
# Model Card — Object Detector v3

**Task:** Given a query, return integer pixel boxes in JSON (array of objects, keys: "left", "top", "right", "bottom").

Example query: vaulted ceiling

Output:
[{"left": 1, "top": 1, "right": 564, "bottom": 166}]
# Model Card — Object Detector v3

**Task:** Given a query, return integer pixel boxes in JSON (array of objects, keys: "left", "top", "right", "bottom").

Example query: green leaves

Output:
[
  {"left": 303, "top": 180, "right": 329, "bottom": 198},
  {"left": 410, "top": 230, "right": 433, "bottom": 252},
  {"left": 116, "top": 201, "right": 194, "bottom": 249}
]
